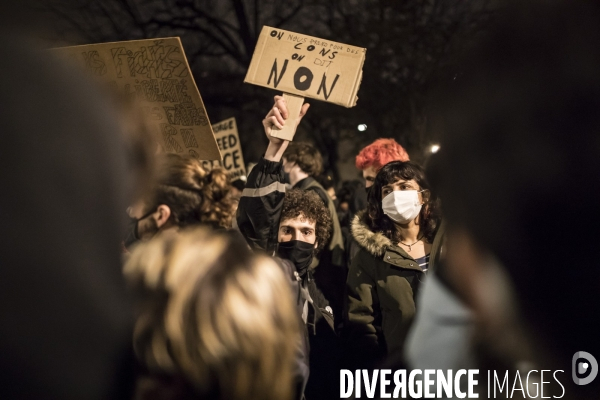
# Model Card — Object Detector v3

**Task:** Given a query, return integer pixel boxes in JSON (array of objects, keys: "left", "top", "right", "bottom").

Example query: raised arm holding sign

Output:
[
  {"left": 263, "top": 95, "right": 310, "bottom": 161},
  {"left": 245, "top": 26, "right": 366, "bottom": 140}
]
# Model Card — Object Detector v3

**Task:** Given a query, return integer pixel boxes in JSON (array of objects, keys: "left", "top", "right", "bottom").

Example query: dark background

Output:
[{"left": 34, "top": 0, "right": 492, "bottom": 182}]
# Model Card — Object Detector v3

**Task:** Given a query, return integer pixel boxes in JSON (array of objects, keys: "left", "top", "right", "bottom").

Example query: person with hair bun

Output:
[{"left": 124, "top": 154, "right": 235, "bottom": 248}]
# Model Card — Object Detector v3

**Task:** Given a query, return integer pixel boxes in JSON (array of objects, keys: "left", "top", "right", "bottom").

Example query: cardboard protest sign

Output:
[
  {"left": 52, "top": 38, "right": 221, "bottom": 160},
  {"left": 245, "top": 26, "right": 366, "bottom": 107},
  {"left": 244, "top": 26, "right": 366, "bottom": 139},
  {"left": 200, "top": 117, "right": 246, "bottom": 180}
]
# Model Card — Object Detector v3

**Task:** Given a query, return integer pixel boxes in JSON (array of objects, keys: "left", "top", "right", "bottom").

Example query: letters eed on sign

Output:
[{"left": 202, "top": 117, "right": 246, "bottom": 180}]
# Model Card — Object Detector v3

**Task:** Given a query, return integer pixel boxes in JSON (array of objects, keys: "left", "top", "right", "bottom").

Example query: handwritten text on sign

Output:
[
  {"left": 201, "top": 118, "right": 246, "bottom": 180},
  {"left": 244, "top": 26, "right": 366, "bottom": 108},
  {"left": 52, "top": 38, "right": 221, "bottom": 160}
]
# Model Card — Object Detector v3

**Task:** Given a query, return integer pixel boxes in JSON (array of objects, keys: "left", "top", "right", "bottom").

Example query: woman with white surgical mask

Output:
[{"left": 344, "top": 161, "right": 442, "bottom": 368}]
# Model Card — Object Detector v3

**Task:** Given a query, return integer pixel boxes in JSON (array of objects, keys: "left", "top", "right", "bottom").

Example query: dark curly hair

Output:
[
  {"left": 149, "top": 154, "right": 235, "bottom": 229},
  {"left": 365, "top": 161, "right": 441, "bottom": 244},
  {"left": 281, "top": 189, "right": 332, "bottom": 252},
  {"left": 283, "top": 142, "right": 323, "bottom": 177}
]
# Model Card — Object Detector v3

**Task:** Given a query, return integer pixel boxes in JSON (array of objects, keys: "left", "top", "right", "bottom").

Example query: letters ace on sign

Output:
[
  {"left": 52, "top": 37, "right": 221, "bottom": 161},
  {"left": 244, "top": 26, "right": 366, "bottom": 140}
]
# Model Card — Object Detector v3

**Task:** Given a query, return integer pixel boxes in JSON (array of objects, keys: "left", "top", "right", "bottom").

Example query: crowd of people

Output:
[{"left": 3, "top": 1, "right": 600, "bottom": 399}]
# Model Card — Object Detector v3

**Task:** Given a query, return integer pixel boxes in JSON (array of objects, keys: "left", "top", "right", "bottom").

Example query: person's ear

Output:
[{"left": 154, "top": 204, "right": 171, "bottom": 228}]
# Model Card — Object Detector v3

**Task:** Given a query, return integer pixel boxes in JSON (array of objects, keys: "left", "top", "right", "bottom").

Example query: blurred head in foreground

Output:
[
  {"left": 435, "top": 0, "right": 600, "bottom": 395},
  {"left": 356, "top": 138, "right": 409, "bottom": 188},
  {"left": 124, "top": 228, "right": 300, "bottom": 400},
  {"left": 0, "top": 31, "right": 138, "bottom": 399}
]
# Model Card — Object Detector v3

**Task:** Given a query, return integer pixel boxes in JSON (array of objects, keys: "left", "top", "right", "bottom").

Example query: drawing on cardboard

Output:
[{"left": 52, "top": 37, "right": 221, "bottom": 160}]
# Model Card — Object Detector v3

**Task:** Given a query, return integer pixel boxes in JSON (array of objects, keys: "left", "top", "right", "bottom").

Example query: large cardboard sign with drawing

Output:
[
  {"left": 201, "top": 117, "right": 246, "bottom": 180},
  {"left": 53, "top": 37, "right": 221, "bottom": 160},
  {"left": 244, "top": 26, "right": 366, "bottom": 140}
]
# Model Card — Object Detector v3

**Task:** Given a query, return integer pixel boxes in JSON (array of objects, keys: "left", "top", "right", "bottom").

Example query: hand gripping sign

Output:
[
  {"left": 52, "top": 38, "right": 221, "bottom": 161},
  {"left": 244, "top": 27, "right": 366, "bottom": 140}
]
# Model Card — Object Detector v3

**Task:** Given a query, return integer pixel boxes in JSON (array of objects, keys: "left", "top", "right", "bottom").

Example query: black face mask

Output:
[
  {"left": 276, "top": 240, "right": 315, "bottom": 277},
  {"left": 123, "top": 209, "right": 156, "bottom": 250},
  {"left": 283, "top": 171, "right": 291, "bottom": 185}
]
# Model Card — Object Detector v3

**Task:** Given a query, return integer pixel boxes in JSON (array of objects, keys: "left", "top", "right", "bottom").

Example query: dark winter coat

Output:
[{"left": 344, "top": 211, "right": 431, "bottom": 368}]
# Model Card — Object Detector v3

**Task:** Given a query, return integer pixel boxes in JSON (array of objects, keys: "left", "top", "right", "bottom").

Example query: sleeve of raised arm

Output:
[{"left": 236, "top": 157, "right": 287, "bottom": 254}]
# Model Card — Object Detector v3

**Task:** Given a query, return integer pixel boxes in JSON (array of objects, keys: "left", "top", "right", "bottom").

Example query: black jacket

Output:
[
  {"left": 293, "top": 177, "right": 347, "bottom": 332},
  {"left": 237, "top": 158, "right": 337, "bottom": 400}
]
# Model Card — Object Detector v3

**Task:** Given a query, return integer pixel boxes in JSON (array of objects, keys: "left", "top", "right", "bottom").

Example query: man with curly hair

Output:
[
  {"left": 237, "top": 96, "right": 339, "bottom": 400},
  {"left": 279, "top": 188, "right": 332, "bottom": 255},
  {"left": 282, "top": 141, "right": 346, "bottom": 327}
]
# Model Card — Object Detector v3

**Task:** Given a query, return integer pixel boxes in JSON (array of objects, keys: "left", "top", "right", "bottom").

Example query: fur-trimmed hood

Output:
[{"left": 351, "top": 211, "right": 392, "bottom": 258}]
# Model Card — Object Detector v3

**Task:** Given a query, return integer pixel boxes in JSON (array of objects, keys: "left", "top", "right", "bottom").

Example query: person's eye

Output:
[{"left": 303, "top": 230, "right": 312, "bottom": 236}]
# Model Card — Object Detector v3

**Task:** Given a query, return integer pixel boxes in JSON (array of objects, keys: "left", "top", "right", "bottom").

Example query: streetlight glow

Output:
[
  {"left": 357, "top": 124, "right": 367, "bottom": 132},
  {"left": 430, "top": 144, "right": 440, "bottom": 154}
]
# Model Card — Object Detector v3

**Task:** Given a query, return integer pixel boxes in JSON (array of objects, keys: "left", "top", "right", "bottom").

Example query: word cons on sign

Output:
[
  {"left": 245, "top": 26, "right": 366, "bottom": 140},
  {"left": 245, "top": 27, "right": 366, "bottom": 108}
]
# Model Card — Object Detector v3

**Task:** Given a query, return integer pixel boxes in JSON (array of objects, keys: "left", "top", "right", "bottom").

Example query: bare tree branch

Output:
[
  {"left": 44, "top": 0, "right": 493, "bottom": 167},
  {"left": 275, "top": 0, "right": 305, "bottom": 28},
  {"left": 231, "top": 0, "right": 254, "bottom": 61}
]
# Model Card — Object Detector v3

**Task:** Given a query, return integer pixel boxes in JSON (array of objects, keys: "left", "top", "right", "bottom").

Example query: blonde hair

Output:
[{"left": 124, "top": 228, "right": 299, "bottom": 400}]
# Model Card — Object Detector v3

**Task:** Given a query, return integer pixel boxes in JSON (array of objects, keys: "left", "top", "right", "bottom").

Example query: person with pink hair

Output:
[
  {"left": 355, "top": 138, "right": 409, "bottom": 188},
  {"left": 341, "top": 139, "right": 410, "bottom": 272}
]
